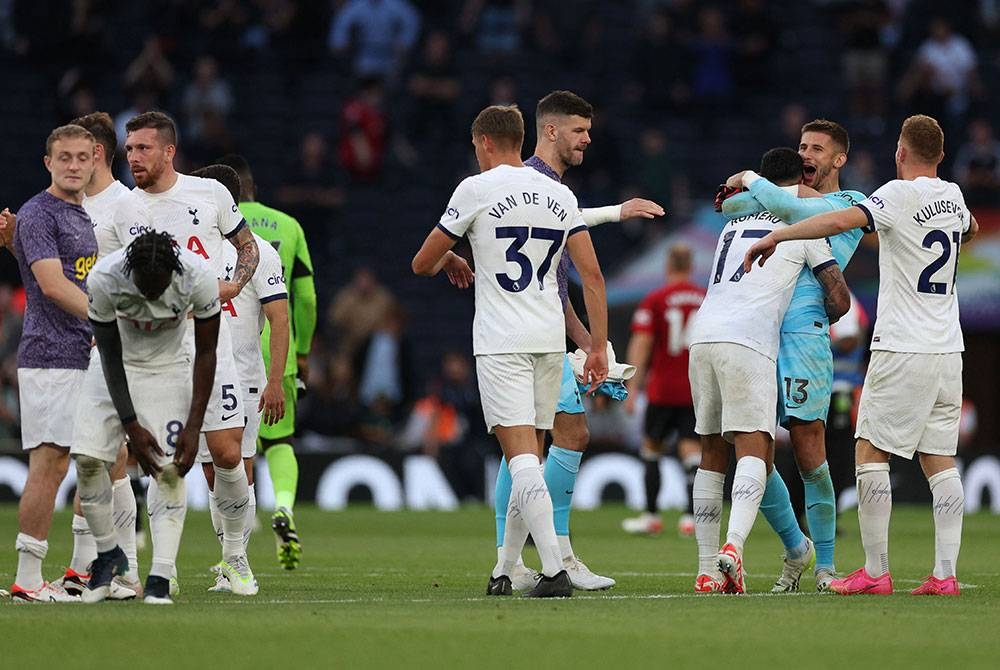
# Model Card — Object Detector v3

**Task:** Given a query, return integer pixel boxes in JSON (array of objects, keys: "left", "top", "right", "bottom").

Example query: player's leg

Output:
[
  {"left": 831, "top": 351, "right": 932, "bottom": 595},
  {"left": 675, "top": 412, "right": 701, "bottom": 536},
  {"left": 912, "top": 353, "right": 963, "bottom": 596},
  {"left": 688, "top": 343, "right": 729, "bottom": 591},
  {"left": 549, "top": 408, "right": 613, "bottom": 590},
  {"left": 13, "top": 444, "right": 72, "bottom": 600},
  {"left": 11, "top": 368, "right": 83, "bottom": 602},
  {"left": 109, "top": 445, "right": 141, "bottom": 593},
  {"left": 64, "top": 492, "right": 97, "bottom": 594},
  {"left": 714, "top": 343, "right": 778, "bottom": 594},
  {"left": 782, "top": 333, "right": 836, "bottom": 584},
  {"left": 622, "top": 404, "right": 667, "bottom": 535},
  {"left": 693, "top": 435, "right": 728, "bottom": 592},
  {"left": 70, "top": 367, "right": 134, "bottom": 603},
  {"left": 482, "top": 353, "right": 570, "bottom": 598},
  {"left": 262, "top": 374, "right": 301, "bottom": 569}
]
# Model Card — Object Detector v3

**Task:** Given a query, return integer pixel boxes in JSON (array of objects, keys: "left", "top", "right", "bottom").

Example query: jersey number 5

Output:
[{"left": 495, "top": 226, "right": 565, "bottom": 293}]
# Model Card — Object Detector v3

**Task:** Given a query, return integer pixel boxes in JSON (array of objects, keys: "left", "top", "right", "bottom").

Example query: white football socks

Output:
[
  {"left": 244, "top": 482, "right": 256, "bottom": 551},
  {"left": 856, "top": 462, "right": 892, "bottom": 577},
  {"left": 14, "top": 533, "right": 47, "bottom": 590},
  {"left": 147, "top": 474, "right": 187, "bottom": 580},
  {"left": 213, "top": 464, "right": 250, "bottom": 561},
  {"left": 75, "top": 455, "right": 117, "bottom": 553},
  {"left": 929, "top": 468, "right": 964, "bottom": 579},
  {"left": 111, "top": 476, "right": 139, "bottom": 579},
  {"left": 726, "top": 456, "right": 767, "bottom": 551},
  {"left": 70, "top": 513, "right": 97, "bottom": 574},
  {"left": 693, "top": 469, "right": 725, "bottom": 575},
  {"left": 510, "top": 454, "right": 562, "bottom": 577}
]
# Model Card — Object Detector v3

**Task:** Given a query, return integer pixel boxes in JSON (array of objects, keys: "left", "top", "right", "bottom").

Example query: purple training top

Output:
[
  {"left": 523, "top": 156, "right": 570, "bottom": 309},
  {"left": 13, "top": 190, "right": 98, "bottom": 370}
]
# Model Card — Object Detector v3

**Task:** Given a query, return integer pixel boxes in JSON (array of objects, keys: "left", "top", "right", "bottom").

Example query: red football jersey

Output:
[{"left": 630, "top": 280, "right": 705, "bottom": 406}]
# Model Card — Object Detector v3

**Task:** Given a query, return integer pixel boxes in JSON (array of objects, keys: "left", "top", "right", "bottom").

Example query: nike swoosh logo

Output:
[
  {"left": 221, "top": 412, "right": 239, "bottom": 421},
  {"left": 784, "top": 404, "right": 801, "bottom": 409},
  {"left": 564, "top": 490, "right": 573, "bottom": 495},
  {"left": 807, "top": 503, "right": 821, "bottom": 510}
]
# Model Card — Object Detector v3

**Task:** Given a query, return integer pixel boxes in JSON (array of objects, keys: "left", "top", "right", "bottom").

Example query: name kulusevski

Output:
[{"left": 913, "top": 200, "right": 966, "bottom": 226}]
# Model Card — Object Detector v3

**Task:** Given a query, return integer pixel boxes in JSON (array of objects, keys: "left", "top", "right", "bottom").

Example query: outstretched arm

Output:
[
  {"left": 564, "top": 300, "right": 592, "bottom": 353},
  {"left": 581, "top": 198, "right": 664, "bottom": 228},
  {"left": 744, "top": 206, "right": 868, "bottom": 271}
]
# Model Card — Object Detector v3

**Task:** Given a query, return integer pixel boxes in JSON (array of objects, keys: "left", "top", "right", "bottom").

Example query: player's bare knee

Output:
[
  {"left": 855, "top": 438, "right": 889, "bottom": 464},
  {"left": 202, "top": 461, "right": 216, "bottom": 490},
  {"left": 551, "top": 413, "right": 588, "bottom": 451},
  {"left": 244, "top": 458, "right": 254, "bottom": 485},
  {"left": 74, "top": 454, "right": 106, "bottom": 481}
]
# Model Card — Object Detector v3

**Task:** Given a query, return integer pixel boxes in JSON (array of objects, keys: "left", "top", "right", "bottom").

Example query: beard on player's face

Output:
[{"left": 131, "top": 155, "right": 165, "bottom": 188}]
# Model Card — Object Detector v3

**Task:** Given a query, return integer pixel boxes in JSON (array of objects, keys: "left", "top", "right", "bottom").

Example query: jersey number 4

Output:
[
  {"left": 495, "top": 226, "right": 565, "bottom": 293},
  {"left": 917, "top": 230, "right": 960, "bottom": 295},
  {"left": 713, "top": 229, "right": 769, "bottom": 284}
]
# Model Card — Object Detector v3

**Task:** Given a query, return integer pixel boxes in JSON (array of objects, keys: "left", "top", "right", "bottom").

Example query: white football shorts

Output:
[
  {"left": 689, "top": 342, "right": 777, "bottom": 442},
  {"left": 18, "top": 367, "right": 86, "bottom": 450},
  {"left": 476, "top": 352, "right": 563, "bottom": 433},
  {"left": 856, "top": 350, "right": 962, "bottom": 459}
]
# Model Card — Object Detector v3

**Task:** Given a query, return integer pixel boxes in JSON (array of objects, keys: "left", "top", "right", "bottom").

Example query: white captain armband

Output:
[{"left": 580, "top": 204, "right": 622, "bottom": 228}]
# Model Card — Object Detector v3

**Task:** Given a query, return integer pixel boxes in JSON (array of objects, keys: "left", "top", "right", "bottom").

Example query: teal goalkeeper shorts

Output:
[
  {"left": 556, "top": 354, "right": 585, "bottom": 415},
  {"left": 776, "top": 332, "right": 833, "bottom": 427}
]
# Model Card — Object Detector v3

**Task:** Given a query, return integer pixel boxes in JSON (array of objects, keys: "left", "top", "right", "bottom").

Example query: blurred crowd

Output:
[{"left": 1, "top": 0, "right": 998, "bottom": 474}]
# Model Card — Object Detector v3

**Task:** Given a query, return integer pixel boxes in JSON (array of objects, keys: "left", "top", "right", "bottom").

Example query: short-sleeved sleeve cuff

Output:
[{"left": 856, "top": 204, "right": 876, "bottom": 234}]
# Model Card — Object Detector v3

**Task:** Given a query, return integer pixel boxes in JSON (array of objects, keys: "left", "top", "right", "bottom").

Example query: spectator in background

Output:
[
  {"left": 898, "top": 17, "right": 981, "bottom": 133},
  {"left": 327, "top": 267, "right": 398, "bottom": 365},
  {"left": 459, "top": 0, "right": 530, "bottom": 56},
  {"left": 840, "top": 148, "right": 879, "bottom": 197},
  {"left": 299, "top": 350, "right": 363, "bottom": 438},
  {"left": 122, "top": 35, "right": 175, "bottom": 103},
  {"left": 953, "top": 118, "right": 1000, "bottom": 207},
  {"left": 629, "top": 9, "right": 691, "bottom": 114},
  {"left": 181, "top": 55, "right": 233, "bottom": 141},
  {"left": 327, "top": 0, "right": 421, "bottom": 82},
  {"left": 197, "top": 0, "right": 250, "bottom": 62},
  {"left": 181, "top": 110, "right": 238, "bottom": 170},
  {"left": 732, "top": 0, "right": 776, "bottom": 95},
  {"left": 838, "top": 0, "right": 890, "bottom": 128},
  {"left": 772, "top": 102, "right": 810, "bottom": 149},
  {"left": 630, "top": 126, "right": 688, "bottom": 221},
  {"left": 338, "top": 76, "right": 387, "bottom": 182},
  {"left": 276, "top": 131, "right": 344, "bottom": 236},
  {"left": 400, "top": 351, "right": 485, "bottom": 499},
  {"left": 406, "top": 31, "right": 461, "bottom": 146},
  {"left": 358, "top": 304, "right": 411, "bottom": 412},
  {"left": 688, "top": 6, "right": 734, "bottom": 127}
]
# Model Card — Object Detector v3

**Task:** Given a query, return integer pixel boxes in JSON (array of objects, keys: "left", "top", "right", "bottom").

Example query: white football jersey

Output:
[
  {"left": 437, "top": 164, "right": 587, "bottom": 355},
  {"left": 131, "top": 173, "right": 245, "bottom": 277},
  {"left": 87, "top": 246, "right": 220, "bottom": 372},
  {"left": 857, "top": 177, "right": 970, "bottom": 354},
  {"left": 688, "top": 201, "right": 837, "bottom": 360},
  {"left": 220, "top": 234, "right": 286, "bottom": 390},
  {"left": 83, "top": 180, "right": 153, "bottom": 259}
]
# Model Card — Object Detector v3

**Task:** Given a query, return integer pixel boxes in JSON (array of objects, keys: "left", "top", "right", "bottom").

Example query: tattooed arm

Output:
[
  {"left": 220, "top": 226, "right": 259, "bottom": 301},
  {"left": 815, "top": 262, "right": 851, "bottom": 324}
]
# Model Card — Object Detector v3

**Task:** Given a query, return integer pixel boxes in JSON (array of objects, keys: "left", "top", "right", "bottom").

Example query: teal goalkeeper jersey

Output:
[{"left": 723, "top": 180, "right": 866, "bottom": 334}]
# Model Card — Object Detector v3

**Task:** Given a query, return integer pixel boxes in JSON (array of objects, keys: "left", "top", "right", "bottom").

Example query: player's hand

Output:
[
  {"left": 259, "top": 379, "right": 286, "bottom": 425},
  {"left": 725, "top": 171, "right": 748, "bottom": 190},
  {"left": 0, "top": 208, "right": 16, "bottom": 249},
  {"left": 124, "top": 421, "right": 165, "bottom": 477},
  {"left": 218, "top": 280, "right": 240, "bottom": 302},
  {"left": 172, "top": 425, "right": 200, "bottom": 477},
  {"left": 443, "top": 252, "right": 475, "bottom": 289},
  {"left": 620, "top": 198, "right": 665, "bottom": 220},
  {"left": 582, "top": 348, "right": 609, "bottom": 396},
  {"left": 743, "top": 233, "right": 778, "bottom": 273},
  {"left": 714, "top": 184, "right": 743, "bottom": 212}
]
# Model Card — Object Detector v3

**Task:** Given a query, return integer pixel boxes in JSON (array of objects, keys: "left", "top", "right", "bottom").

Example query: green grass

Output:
[{"left": 1, "top": 503, "right": 998, "bottom": 669}]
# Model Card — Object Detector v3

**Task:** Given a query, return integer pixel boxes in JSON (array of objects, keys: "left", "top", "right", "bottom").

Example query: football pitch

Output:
[{"left": 1, "top": 504, "right": 997, "bottom": 670}]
